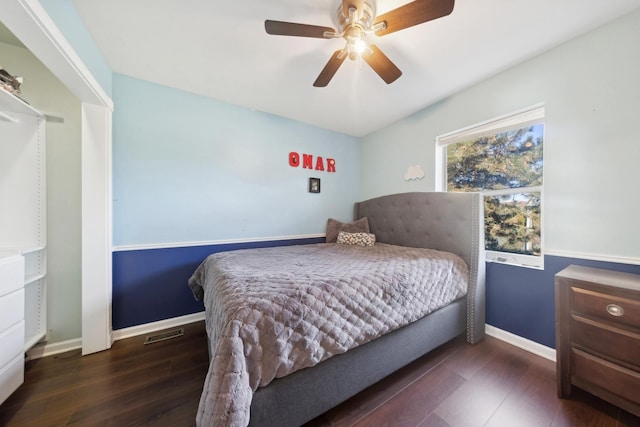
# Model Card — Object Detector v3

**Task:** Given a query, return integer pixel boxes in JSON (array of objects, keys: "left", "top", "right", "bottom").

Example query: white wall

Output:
[
  {"left": 361, "top": 9, "right": 640, "bottom": 262},
  {"left": 0, "top": 41, "right": 82, "bottom": 343}
]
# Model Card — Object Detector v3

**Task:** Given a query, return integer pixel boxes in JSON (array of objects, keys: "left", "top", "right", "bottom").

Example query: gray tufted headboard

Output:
[{"left": 354, "top": 192, "right": 486, "bottom": 343}]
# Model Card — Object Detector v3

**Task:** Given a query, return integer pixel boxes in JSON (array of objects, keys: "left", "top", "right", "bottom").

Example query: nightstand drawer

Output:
[
  {"left": 572, "top": 348, "right": 640, "bottom": 407},
  {"left": 557, "top": 266, "right": 640, "bottom": 417},
  {"left": 571, "top": 286, "right": 640, "bottom": 329},
  {"left": 572, "top": 315, "right": 640, "bottom": 368}
]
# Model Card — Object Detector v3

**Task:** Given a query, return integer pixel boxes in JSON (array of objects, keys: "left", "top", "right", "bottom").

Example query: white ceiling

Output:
[{"left": 71, "top": 0, "right": 640, "bottom": 137}]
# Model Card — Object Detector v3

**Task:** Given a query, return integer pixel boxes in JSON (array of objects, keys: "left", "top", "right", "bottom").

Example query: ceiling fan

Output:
[{"left": 265, "top": 0, "right": 454, "bottom": 87}]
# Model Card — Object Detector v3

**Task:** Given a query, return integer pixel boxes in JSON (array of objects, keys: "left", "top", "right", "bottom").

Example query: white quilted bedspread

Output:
[{"left": 188, "top": 243, "right": 468, "bottom": 427}]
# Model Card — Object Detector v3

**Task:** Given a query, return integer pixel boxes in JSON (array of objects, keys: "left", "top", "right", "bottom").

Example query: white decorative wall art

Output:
[{"left": 404, "top": 165, "right": 425, "bottom": 181}]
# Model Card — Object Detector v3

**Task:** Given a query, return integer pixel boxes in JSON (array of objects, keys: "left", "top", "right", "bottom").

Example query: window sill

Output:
[{"left": 486, "top": 252, "right": 544, "bottom": 270}]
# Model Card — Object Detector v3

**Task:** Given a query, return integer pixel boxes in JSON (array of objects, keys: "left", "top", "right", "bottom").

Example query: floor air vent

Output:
[{"left": 144, "top": 328, "right": 184, "bottom": 345}]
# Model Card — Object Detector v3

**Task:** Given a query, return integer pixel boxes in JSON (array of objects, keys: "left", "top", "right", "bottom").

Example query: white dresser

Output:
[{"left": 0, "top": 251, "right": 25, "bottom": 405}]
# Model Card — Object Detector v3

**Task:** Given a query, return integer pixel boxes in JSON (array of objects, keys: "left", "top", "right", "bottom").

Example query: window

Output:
[{"left": 436, "top": 105, "right": 544, "bottom": 269}]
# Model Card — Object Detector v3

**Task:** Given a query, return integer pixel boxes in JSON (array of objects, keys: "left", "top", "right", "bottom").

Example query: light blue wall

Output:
[
  {"left": 360, "top": 9, "right": 640, "bottom": 347},
  {"left": 39, "top": 0, "right": 112, "bottom": 96},
  {"left": 112, "top": 74, "right": 361, "bottom": 246},
  {"left": 361, "top": 9, "right": 640, "bottom": 261}
]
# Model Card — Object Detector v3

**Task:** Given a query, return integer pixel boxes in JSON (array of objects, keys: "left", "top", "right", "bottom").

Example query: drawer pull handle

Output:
[{"left": 606, "top": 304, "right": 624, "bottom": 317}]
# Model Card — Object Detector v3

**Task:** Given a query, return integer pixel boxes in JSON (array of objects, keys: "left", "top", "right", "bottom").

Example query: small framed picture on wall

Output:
[{"left": 308, "top": 177, "right": 321, "bottom": 193}]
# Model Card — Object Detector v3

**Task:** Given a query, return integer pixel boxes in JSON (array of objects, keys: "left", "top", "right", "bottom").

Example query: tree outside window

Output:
[{"left": 437, "top": 106, "right": 544, "bottom": 268}]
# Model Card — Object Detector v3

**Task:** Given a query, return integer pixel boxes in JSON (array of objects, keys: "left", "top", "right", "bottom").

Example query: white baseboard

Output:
[
  {"left": 485, "top": 324, "right": 556, "bottom": 362},
  {"left": 28, "top": 317, "right": 551, "bottom": 365},
  {"left": 111, "top": 311, "right": 205, "bottom": 342},
  {"left": 26, "top": 312, "right": 206, "bottom": 360},
  {"left": 27, "top": 338, "right": 82, "bottom": 360}
]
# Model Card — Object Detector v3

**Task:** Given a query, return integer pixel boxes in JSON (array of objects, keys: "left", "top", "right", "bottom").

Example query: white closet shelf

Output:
[
  {"left": 0, "top": 89, "right": 42, "bottom": 117},
  {"left": 24, "top": 273, "right": 46, "bottom": 286},
  {"left": 0, "top": 246, "right": 46, "bottom": 254},
  {"left": 18, "top": 246, "right": 46, "bottom": 255},
  {"left": 1, "top": 83, "right": 46, "bottom": 404}
]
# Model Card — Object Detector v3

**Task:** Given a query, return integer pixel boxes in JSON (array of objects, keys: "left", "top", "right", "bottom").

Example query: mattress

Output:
[{"left": 188, "top": 242, "right": 468, "bottom": 427}]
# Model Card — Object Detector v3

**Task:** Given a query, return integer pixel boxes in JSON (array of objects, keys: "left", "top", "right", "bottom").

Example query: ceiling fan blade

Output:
[
  {"left": 373, "top": 0, "right": 454, "bottom": 36},
  {"left": 313, "top": 50, "right": 347, "bottom": 87},
  {"left": 265, "top": 20, "right": 337, "bottom": 38},
  {"left": 362, "top": 44, "right": 402, "bottom": 84}
]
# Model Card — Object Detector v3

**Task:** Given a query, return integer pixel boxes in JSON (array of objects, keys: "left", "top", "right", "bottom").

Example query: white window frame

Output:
[{"left": 435, "top": 104, "right": 545, "bottom": 269}]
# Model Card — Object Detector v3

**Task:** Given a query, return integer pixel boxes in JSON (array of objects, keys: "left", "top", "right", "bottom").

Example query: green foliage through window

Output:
[
  {"left": 445, "top": 124, "right": 543, "bottom": 257},
  {"left": 446, "top": 125, "right": 543, "bottom": 192},
  {"left": 485, "top": 192, "right": 541, "bottom": 256}
]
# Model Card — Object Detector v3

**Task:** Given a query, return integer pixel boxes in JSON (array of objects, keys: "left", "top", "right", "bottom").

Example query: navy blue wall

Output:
[
  {"left": 487, "top": 255, "right": 640, "bottom": 348},
  {"left": 114, "top": 243, "right": 640, "bottom": 348},
  {"left": 112, "top": 238, "right": 323, "bottom": 330}
]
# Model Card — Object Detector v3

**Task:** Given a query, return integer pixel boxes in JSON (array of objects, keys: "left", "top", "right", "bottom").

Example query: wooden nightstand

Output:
[{"left": 555, "top": 265, "right": 640, "bottom": 417}]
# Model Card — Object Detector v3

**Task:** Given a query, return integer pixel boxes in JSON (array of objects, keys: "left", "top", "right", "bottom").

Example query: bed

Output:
[{"left": 188, "top": 191, "right": 485, "bottom": 427}]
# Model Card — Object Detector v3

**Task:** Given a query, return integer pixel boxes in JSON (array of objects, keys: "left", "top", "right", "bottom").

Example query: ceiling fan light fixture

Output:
[
  {"left": 343, "top": 25, "right": 367, "bottom": 60},
  {"left": 265, "top": 0, "right": 455, "bottom": 86},
  {"left": 352, "top": 38, "right": 366, "bottom": 55},
  {"left": 345, "top": 38, "right": 366, "bottom": 60}
]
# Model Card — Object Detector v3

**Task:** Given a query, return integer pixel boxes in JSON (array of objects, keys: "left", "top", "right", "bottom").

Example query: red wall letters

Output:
[{"left": 289, "top": 152, "right": 336, "bottom": 173}]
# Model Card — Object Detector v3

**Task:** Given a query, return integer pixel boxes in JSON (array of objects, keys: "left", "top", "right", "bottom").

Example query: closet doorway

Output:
[{"left": 1, "top": 1, "right": 112, "bottom": 356}]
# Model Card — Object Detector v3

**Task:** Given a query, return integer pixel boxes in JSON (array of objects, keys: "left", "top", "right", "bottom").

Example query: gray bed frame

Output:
[{"left": 246, "top": 192, "right": 486, "bottom": 427}]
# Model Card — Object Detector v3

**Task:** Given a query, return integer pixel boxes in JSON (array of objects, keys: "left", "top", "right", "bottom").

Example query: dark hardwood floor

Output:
[{"left": 1, "top": 321, "right": 638, "bottom": 426}]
